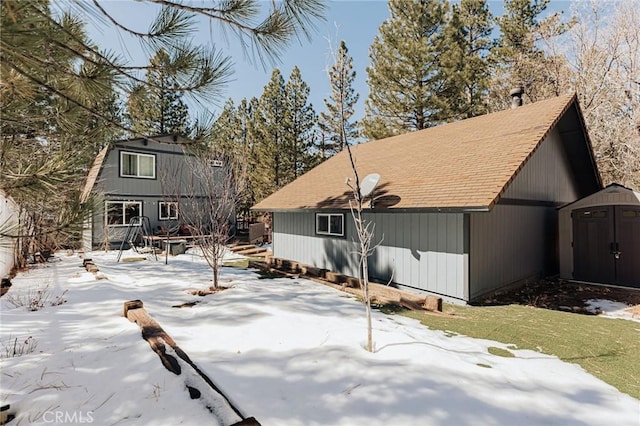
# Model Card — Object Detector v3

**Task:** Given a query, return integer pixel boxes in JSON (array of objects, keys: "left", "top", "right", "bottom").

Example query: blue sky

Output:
[{"left": 83, "top": 0, "right": 573, "bottom": 123}]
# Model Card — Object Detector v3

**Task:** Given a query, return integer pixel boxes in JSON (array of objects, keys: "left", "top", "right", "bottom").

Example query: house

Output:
[
  {"left": 253, "top": 94, "right": 602, "bottom": 303},
  {"left": 559, "top": 184, "right": 640, "bottom": 288},
  {"left": 81, "top": 134, "right": 219, "bottom": 250}
]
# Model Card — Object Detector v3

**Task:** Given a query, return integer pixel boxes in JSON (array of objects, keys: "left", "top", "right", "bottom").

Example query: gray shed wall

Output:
[{"left": 273, "top": 211, "right": 468, "bottom": 301}]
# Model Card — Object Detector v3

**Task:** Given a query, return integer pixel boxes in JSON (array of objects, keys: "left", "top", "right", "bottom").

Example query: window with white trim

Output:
[
  {"left": 316, "top": 213, "right": 344, "bottom": 237},
  {"left": 159, "top": 202, "right": 178, "bottom": 220},
  {"left": 105, "top": 201, "right": 142, "bottom": 226},
  {"left": 120, "top": 151, "right": 155, "bottom": 178}
]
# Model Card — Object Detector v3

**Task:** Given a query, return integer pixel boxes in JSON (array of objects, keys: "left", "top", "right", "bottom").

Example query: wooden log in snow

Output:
[{"left": 123, "top": 300, "right": 259, "bottom": 426}]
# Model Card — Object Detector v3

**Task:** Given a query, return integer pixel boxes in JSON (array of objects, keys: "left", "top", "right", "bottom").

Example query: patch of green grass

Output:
[
  {"left": 488, "top": 346, "right": 515, "bottom": 358},
  {"left": 393, "top": 304, "right": 640, "bottom": 399},
  {"left": 222, "top": 258, "right": 249, "bottom": 268},
  {"left": 476, "top": 363, "right": 492, "bottom": 369}
]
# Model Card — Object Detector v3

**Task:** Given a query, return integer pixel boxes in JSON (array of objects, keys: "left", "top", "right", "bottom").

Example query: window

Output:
[
  {"left": 105, "top": 201, "right": 142, "bottom": 226},
  {"left": 159, "top": 202, "right": 178, "bottom": 220},
  {"left": 316, "top": 213, "right": 344, "bottom": 237},
  {"left": 120, "top": 151, "right": 155, "bottom": 178}
]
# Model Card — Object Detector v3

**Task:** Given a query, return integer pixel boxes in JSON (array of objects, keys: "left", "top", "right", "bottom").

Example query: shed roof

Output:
[
  {"left": 253, "top": 94, "right": 600, "bottom": 212},
  {"left": 559, "top": 184, "right": 640, "bottom": 211}
]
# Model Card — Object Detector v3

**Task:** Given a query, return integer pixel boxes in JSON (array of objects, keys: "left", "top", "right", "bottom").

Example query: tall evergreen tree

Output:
[
  {"left": 363, "top": 0, "right": 448, "bottom": 140},
  {"left": 439, "top": 0, "right": 493, "bottom": 119},
  {"left": 237, "top": 98, "right": 261, "bottom": 212},
  {"left": 209, "top": 99, "right": 241, "bottom": 156},
  {"left": 284, "top": 66, "right": 317, "bottom": 179},
  {"left": 1, "top": 1, "right": 122, "bottom": 261},
  {"left": 489, "top": 0, "right": 571, "bottom": 107},
  {"left": 127, "top": 48, "right": 191, "bottom": 135},
  {"left": 319, "top": 40, "right": 360, "bottom": 157},
  {"left": 254, "top": 69, "right": 288, "bottom": 199}
]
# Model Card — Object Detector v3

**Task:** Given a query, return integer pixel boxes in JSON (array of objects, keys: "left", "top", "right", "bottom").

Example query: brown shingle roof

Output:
[
  {"left": 81, "top": 146, "right": 109, "bottom": 202},
  {"left": 253, "top": 94, "right": 577, "bottom": 211}
]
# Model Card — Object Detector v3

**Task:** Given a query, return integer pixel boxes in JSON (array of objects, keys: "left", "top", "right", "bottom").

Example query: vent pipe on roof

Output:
[{"left": 510, "top": 86, "right": 524, "bottom": 108}]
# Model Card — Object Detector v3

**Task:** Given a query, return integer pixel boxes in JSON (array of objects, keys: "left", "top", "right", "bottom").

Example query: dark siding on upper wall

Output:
[
  {"left": 96, "top": 140, "right": 193, "bottom": 197},
  {"left": 469, "top": 130, "right": 580, "bottom": 299},
  {"left": 502, "top": 127, "right": 581, "bottom": 203}
]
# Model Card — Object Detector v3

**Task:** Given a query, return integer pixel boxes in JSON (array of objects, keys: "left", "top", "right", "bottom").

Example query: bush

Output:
[
  {"left": 6, "top": 284, "right": 67, "bottom": 311},
  {"left": 1, "top": 336, "right": 37, "bottom": 358}
]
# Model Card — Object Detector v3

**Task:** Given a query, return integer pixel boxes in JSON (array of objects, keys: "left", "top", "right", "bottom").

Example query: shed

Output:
[
  {"left": 253, "top": 94, "right": 601, "bottom": 303},
  {"left": 559, "top": 184, "right": 640, "bottom": 288}
]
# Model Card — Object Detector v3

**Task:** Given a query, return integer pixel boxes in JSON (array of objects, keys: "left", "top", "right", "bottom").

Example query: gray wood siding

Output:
[
  {"left": 273, "top": 212, "right": 358, "bottom": 276},
  {"left": 469, "top": 205, "right": 556, "bottom": 299},
  {"left": 503, "top": 128, "right": 580, "bottom": 203},
  {"left": 96, "top": 140, "right": 194, "bottom": 197},
  {"left": 273, "top": 211, "right": 468, "bottom": 300},
  {"left": 89, "top": 138, "right": 223, "bottom": 248},
  {"left": 90, "top": 194, "right": 209, "bottom": 248}
]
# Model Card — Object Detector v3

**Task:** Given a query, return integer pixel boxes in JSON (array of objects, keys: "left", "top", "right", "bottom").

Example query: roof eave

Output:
[{"left": 252, "top": 206, "right": 491, "bottom": 214}]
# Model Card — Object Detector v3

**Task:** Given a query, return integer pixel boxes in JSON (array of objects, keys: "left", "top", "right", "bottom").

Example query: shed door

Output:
[
  {"left": 573, "top": 205, "right": 640, "bottom": 287},
  {"left": 616, "top": 206, "right": 640, "bottom": 287},
  {"left": 573, "top": 207, "right": 615, "bottom": 284}
]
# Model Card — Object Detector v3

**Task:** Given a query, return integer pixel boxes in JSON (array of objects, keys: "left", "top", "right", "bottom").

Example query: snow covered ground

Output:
[
  {"left": 1, "top": 251, "right": 638, "bottom": 426},
  {"left": 584, "top": 299, "right": 640, "bottom": 323}
]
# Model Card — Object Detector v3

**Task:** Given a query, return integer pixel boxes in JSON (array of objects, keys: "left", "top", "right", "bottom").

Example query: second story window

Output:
[{"left": 121, "top": 151, "right": 155, "bottom": 179}]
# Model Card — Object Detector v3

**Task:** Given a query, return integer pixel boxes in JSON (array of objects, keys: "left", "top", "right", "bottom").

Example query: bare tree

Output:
[
  {"left": 180, "top": 152, "right": 244, "bottom": 289},
  {"left": 344, "top": 151, "right": 376, "bottom": 353},
  {"left": 323, "top": 39, "right": 375, "bottom": 352},
  {"left": 566, "top": 1, "right": 640, "bottom": 188},
  {"left": 511, "top": 1, "right": 639, "bottom": 188}
]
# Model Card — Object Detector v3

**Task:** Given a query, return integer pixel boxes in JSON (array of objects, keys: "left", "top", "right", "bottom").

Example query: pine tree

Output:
[
  {"left": 254, "top": 69, "right": 288, "bottom": 199},
  {"left": 284, "top": 66, "right": 317, "bottom": 179},
  {"left": 1, "top": 1, "right": 122, "bottom": 262},
  {"left": 489, "top": 0, "right": 571, "bottom": 107},
  {"left": 363, "top": 0, "right": 448, "bottom": 140},
  {"left": 127, "top": 48, "right": 191, "bottom": 136},
  {"left": 439, "top": 0, "right": 493, "bottom": 119},
  {"left": 209, "top": 99, "right": 241, "bottom": 156},
  {"left": 319, "top": 40, "right": 360, "bottom": 157}
]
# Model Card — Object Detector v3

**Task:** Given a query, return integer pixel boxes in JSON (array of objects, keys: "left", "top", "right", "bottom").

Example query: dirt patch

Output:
[
  {"left": 479, "top": 279, "right": 640, "bottom": 314},
  {"left": 172, "top": 301, "right": 200, "bottom": 308},
  {"left": 189, "top": 287, "right": 231, "bottom": 297},
  {"left": 1, "top": 278, "right": 12, "bottom": 298}
]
